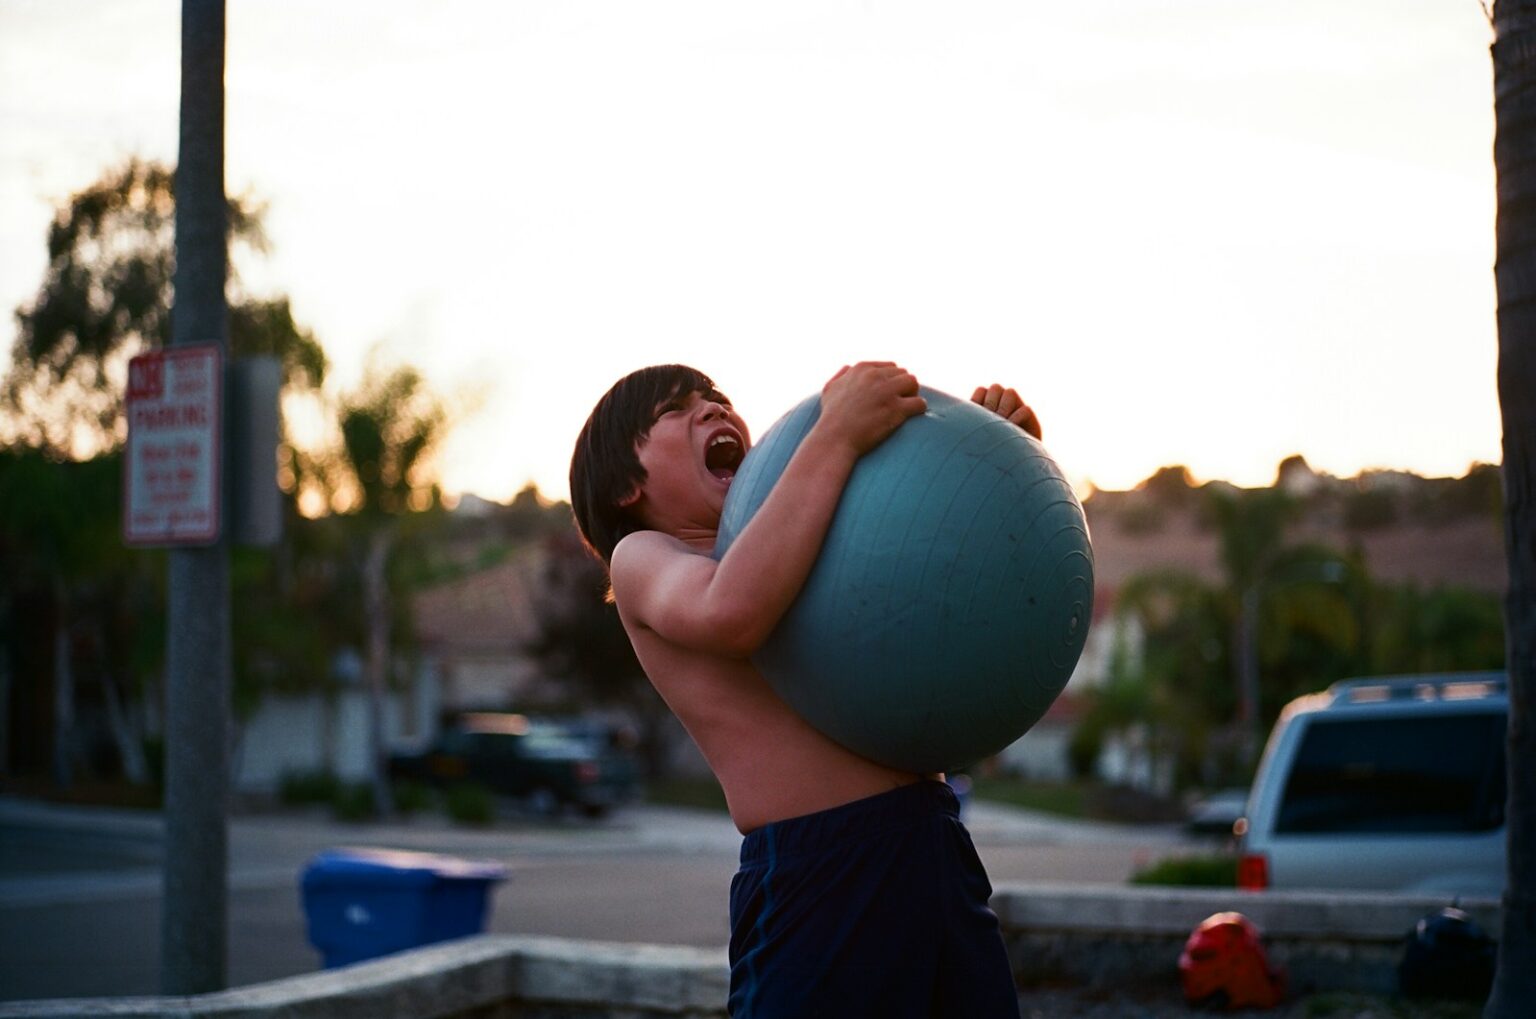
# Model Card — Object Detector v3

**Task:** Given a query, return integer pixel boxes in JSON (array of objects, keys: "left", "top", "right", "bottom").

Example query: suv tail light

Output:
[
  {"left": 1237, "top": 853, "right": 1269, "bottom": 890},
  {"left": 575, "top": 761, "right": 601, "bottom": 784}
]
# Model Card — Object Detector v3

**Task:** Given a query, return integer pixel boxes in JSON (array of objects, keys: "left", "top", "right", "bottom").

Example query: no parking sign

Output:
[{"left": 124, "top": 345, "right": 222, "bottom": 546}]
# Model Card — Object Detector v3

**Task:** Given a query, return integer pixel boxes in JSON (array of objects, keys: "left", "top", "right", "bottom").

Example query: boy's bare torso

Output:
[{"left": 616, "top": 537, "right": 923, "bottom": 834}]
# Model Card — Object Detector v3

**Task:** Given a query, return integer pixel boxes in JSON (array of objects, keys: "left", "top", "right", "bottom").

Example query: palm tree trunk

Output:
[
  {"left": 364, "top": 525, "right": 395, "bottom": 816},
  {"left": 1235, "top": 584, "right": 1261, "bottom": 769},
  {"left": 99, "top": 660, "right": 150, "bottom": 786},
  {"left": 1488, "top": 4, "right": 1536, "bottom": 1014}
]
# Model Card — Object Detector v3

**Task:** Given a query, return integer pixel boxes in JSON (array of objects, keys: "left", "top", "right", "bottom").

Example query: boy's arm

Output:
[
  {"left": 972, "top": 384, "right": 1041, "bottom": 439},
  {"left": 612, "top": 362, "right": 925, "bottom": 659}
]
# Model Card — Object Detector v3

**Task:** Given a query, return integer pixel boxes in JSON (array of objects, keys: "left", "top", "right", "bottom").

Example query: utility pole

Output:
[
  {"left": 161, "top": 0, "right": 230, "bottom": 995},
  {"left": 1488, "top": 4, "right": 1536, "bottom": 1013}
]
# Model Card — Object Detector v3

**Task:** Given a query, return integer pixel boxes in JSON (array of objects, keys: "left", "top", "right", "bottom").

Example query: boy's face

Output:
[{"left": 624, "top": 386, "right": 750, "bottom": 537}]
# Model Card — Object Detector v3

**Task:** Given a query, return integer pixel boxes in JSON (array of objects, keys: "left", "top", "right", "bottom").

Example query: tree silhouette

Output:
[
  {"left": 2, "top": 159, "right": 327, "bottom": 795},
  {"left": 0, "top": 449, "right": 150, "bottom": 787},
  {"left": 331, "top": 358, "right": 447, "bottom": 815},
  {"left": 5, "top": 158, "right": 326, "bottom": 456}
]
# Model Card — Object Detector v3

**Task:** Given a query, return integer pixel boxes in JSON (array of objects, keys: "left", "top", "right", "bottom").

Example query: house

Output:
[{"left": 411, "top": 545, "right": 556, "bottom": 714}]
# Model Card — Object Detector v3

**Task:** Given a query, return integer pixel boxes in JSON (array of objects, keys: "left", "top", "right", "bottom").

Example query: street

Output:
[{"left": 0, "top": 795, "right": 1197, "bottom": 1003}]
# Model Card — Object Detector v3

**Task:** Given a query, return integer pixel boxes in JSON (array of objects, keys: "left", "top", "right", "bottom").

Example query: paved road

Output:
[{"left": 0, "top": 795, "right": 1200, "bottom": 1003}]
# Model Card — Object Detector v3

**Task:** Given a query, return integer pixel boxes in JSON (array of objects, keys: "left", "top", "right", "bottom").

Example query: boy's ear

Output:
[{"left": 617, "top": 486, "right": 642, "bottom": 508}]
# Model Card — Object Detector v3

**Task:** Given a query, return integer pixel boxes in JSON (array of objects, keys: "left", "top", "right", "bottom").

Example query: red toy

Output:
[{"left": 1178, "top": 911, "right": 1287, "bottom": 1010}]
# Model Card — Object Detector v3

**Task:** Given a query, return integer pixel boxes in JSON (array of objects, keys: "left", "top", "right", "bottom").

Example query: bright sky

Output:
[{"left": 0, "top": 0, "right": 1502, "bottom": 504}]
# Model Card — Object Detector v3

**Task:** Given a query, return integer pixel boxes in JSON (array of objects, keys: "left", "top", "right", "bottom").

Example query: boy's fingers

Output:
[
  {"left": 971, "top": 383, "right": 1011, "bottom": 413},
  {"left": 971, "top": 382, "right": 1042, "bottom": 439},
  {"left": 1010, "top": 404, "right": 1042, "bottom": 440},
  {"left": 994, "top": 387, "right": 1024, "bottom": 417}
]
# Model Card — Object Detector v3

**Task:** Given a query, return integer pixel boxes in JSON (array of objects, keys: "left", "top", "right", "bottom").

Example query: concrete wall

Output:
[
  {"left": 0, "top": 885, "right": 1501, "bottom": 1018},
  {"left": 995, "top": 883, "right": 1501, "bottom": 997},
  {"left": 0, "top": 937, "right": 727, "bottom": 1019}
]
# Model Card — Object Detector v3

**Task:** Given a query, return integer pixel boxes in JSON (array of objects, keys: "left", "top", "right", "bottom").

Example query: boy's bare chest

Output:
[{"left": 626, "top": 623, "right": 786, "bottom": 737}]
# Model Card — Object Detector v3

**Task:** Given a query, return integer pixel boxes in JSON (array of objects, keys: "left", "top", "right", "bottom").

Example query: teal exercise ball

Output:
[{"left": 714, "top": 386, "right": 1094, "bottom": 773}]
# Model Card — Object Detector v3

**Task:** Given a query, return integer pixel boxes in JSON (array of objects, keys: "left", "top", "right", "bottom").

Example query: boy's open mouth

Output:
[{"left": 706, "top": 432, "right": 745, "bottom": 482}]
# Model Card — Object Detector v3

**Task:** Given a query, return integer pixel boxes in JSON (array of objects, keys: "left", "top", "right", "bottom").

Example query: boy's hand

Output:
[
  {"left": 819, "top": 362, "right": 927, "bottom": 455},
  {"left": 972, "top": 384, "right": 1042, "bottom": 440}
]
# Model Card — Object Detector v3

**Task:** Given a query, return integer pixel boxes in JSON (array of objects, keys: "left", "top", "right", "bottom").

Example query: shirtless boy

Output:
[{"left": 569, "top": 362, "right": 1039, "bottom": 1018}]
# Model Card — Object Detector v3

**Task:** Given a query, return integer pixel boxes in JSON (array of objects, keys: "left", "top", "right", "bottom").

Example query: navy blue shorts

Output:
[{"left": 728, "top": 780, "right": 1019, "bottom": 1018}]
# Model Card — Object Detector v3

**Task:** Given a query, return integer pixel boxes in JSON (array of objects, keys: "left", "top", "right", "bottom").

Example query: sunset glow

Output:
[{"left": 0, "top": 1, "right": 1501, "bottom": 504}]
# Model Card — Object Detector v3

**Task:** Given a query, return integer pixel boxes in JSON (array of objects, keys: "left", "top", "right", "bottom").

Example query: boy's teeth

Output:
[{"left": 706, "top": 433, "right": 742, "bottom": 479}]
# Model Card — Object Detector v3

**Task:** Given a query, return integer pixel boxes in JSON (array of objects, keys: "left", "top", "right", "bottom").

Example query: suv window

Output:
[
  {"left": 1276, "top": 712, "right": 1506, "bottom": 835},
  {"left": 520, "top": 732, "right": 591, "bottom": 759}
]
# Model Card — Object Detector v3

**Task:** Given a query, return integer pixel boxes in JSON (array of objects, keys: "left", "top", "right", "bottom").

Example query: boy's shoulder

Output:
[
  {"left": 610, "top": 529, "right": 719, "bottom": 626},
  {"left": 611, "top": 529, "right": 711, "bottom": 583},
  {"left": 613, "top": 527, "right": 689, "bottom": 559}
]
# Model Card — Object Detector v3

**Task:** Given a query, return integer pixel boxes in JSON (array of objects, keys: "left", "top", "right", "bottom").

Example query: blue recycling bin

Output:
[{"left": 301, "top": 847, "right": 508, "bottom": 968}]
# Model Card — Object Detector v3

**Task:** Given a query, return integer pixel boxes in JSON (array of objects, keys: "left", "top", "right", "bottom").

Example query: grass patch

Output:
[
  {"left": 645, "top": 777, "right": 729, "bottom": 812},
  {"left": 968, "top": 778, "right": 1090, "bottom": 818},
  {"left": 968, "top": 777, "right": 1186, "bottom": 824},
  {"left": 1129, "top": 853, "right": 1237, "bottom": 887}
]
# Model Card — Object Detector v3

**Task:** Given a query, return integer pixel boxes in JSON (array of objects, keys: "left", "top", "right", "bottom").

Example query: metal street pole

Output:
[{"left": 161, "top": 0, "right": 230, "bottom": 995}]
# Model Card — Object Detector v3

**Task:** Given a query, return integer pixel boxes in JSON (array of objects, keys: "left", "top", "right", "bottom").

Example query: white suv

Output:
[{"left": 1236, "top": 672, "right": 1507, "bottom": 897}]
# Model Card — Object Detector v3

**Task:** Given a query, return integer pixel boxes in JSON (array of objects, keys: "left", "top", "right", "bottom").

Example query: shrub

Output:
[
  {"left": 330, "top": 781, "right": 379, "bottom": 822},
  {"left": 445, "top": 783, "right": 496, "bottom": 827},
  {"left": 392, "top": 780, "right": 436, "bottom": 817},
  {"left": 1129, "top": 853, "right": 1237, "bottom": 887},
  {"left": 280, "top": 769, "right": 340, "bottom": 806},
  {"left": 1067, "top": 722, "right": 1103, "bottom": 780}
]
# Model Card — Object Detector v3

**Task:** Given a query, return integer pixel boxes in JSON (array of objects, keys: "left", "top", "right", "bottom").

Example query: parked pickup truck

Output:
[{"left": 388, "top": 712, "right": 639, "bottom": 818}]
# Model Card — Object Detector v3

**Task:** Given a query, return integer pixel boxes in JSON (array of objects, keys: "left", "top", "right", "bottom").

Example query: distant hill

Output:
[{"left": 1084, "top": 458, "right": 1505, "bottom": 595}]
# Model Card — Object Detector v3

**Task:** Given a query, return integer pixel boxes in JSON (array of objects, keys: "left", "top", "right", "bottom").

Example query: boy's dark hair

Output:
[{"left": 570, "top": 364, "right": 718, "bottom": 565}]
